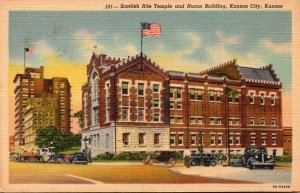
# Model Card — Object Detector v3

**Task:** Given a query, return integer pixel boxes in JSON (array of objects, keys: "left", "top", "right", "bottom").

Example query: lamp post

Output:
[{"left": 198, "top": 131, "right": 204, "bottom": 166}]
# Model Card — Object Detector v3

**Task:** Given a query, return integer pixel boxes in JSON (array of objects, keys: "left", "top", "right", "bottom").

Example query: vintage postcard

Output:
[{"left": 0, "top": 0, "right": 299, "bottom": 192}]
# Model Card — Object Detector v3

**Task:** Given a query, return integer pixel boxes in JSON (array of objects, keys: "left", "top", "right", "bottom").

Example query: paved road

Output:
[{"left": 170, "top": 165, "right": 291, "bottom": 183}]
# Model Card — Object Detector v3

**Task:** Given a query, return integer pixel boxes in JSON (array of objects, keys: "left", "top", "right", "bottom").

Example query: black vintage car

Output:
[
  {"left": 243, "top": 147, "right": 275, "bottom": 169},
  {"left": 143, "top": 151, "right": 176, "bottom": 166},
  {"left": 189, "top": 153, "right": 218, "bottom": 166},
  {"left": 69, "top": 153, "right": 88, "bottom": 165}
]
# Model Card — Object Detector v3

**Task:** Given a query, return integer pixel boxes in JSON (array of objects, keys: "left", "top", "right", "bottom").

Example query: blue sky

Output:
[{"left": 9, "top": 11, "right": 291, "bottom": 89}]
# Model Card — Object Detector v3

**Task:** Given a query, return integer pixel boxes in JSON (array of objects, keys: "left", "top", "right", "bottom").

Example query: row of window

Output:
[
  {"left": 33, "top": 119, "right": 54, "bottom": 125},
  {"left": 169, "top": 116, "right": 277, "bottom": 126},
  {"left": 120, "top": 82, "right": 276, "bottom": 106},
  {"left": 122, "top": 133, "right": 161, "bottom": 146},
  {"left": 121, "top": 82, "right": 160, "bottom": 96},
  {"left": 34, "top": 112, "right": 54, "bottom": 117},
  {"left": 121, "top": 107, "right": 160, "bottom": 122}
]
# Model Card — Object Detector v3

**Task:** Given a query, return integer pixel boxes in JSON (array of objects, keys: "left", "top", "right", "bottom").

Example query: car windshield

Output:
[{"left": 249, "top": 148, "right": 267, "bottom": 154}]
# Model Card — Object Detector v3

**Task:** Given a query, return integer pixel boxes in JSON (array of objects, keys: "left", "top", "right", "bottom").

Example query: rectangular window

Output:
[
  {"left": 229, "top": 135, "right": 233, "bottom": 145},
  {"left": 178, "top": 134, "right": 184, "bottom": 145},
  {"left": 170, "top": 134, "right": 175, "bottom": 146},
  {"left": 153, "top": 99, "right": 159, "bottom": 108},
  {"left": 260, "top": 93, "right": 265, "bottom": 105},
  {"left": 177, "top": 117, "right": 183, "bottom": 123},
  {"left": 210, "top": 118, "right": 214, "bottom": 125},
  {"left": 197, "top": 90, "right": 203, "bottom": 100},
  {"left": 169, "top": 87, "right": 174, "bottom": 99},
  {"left": 250, "top": 92, "right": 254, "bottom": 104},
  {"left": 122, "top": 133, "right": 130, "bottom": 145},
  {"left": 210, "top": 134, "right": 216, "bottom": 145},
  {"left": 153, "top": 84, "right": 159, "bottom": 93},
  {"left": 190, "top": 117, "right": 195, "bottom": 124},
  {"left": 235, "top": 135, "right": 241, "bottom": 145},
  {"left": 60, "top": 82, "right": 65, "bottom": 88},
  {"left": 271, "top": 118, "right": 276, "bottom": 126},
  {"left": 197, "top": 118, "right": 203, "bottom": 124},
  {"left": 250, "top": 118, "right": 255, "bottom": 125},
  {"left": 262, "top": 134, "right": 267, "bottom": 145},
  {"left": 122, "top": 82, "right": 129, "bottom": 95},
  {"left": 251, "top": 134, "right": 256, "bottom": 145},
  {"left": 229, "top": 119, "right": 233, "bottom": 125},
  {"left": 272, "top": 138, "right": 277, "bottom": 145},
  {"left": 177, "top": 102, "right": 182, "bottom": 109},
  {"left": 191, "top": 134, "right": 196, "bottom": 145},
  {"left": 260, "top": 118, "right": 265, "bottom": 125},
  {"left": 217, "top": 135, "right": 222, "bottom": 145},
  {"left": 122, "top": 107, "right": 129, "bottom": 121},
  {"left": 209, "top": 90, "right": 215, "bottom": 101},
  {"left": 190, "top": 88, "right": 195, "bottom": 100},
  {"left": 153, "top": 114, "right": 159, "bottom": 122},
  {"left": 170, "top": 101, "right": 174, "bottom": 109},
  {"left": 216, "top": 118, "right": 222, "bottom": 125},
  {"left": 170, "top": 116, "right": 175, "bottom": 123},
  {"left": 138, "top": 83, "right": 144, "bottom": 96},
  {"left": 105, "top": 134, "right": 109, "bottom": 147},
  {"left": 177, "top": 88, "right": 182, "bottom": 99},
  {"left": 234, "top": 119, "right": 239, "bottom": 125},
  {"left": 138, "top": 108, "right": 144, "bottom": 121},
  {"left": 271, "top": 94, "right": 275, "bottom": 105},
  {"left": 154, "top": 133, "right": 160, "bottom": 145},
  {"left": 139, "top": 133, "right": 145, "bottom": 145}
]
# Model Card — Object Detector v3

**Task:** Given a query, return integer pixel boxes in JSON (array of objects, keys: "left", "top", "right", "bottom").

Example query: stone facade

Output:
[{"left": 81, "top": 53, "right": 284, "bottom": 157}]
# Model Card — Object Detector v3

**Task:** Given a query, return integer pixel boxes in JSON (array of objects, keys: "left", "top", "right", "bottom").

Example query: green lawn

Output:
[{"left": 58, "top": 146, "right": 81, "bottom": 154}]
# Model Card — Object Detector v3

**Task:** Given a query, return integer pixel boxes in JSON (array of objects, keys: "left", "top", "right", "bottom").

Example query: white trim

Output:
[
  {"left": 136, "top": 80, "right": 147, "bottom": 97},
  {"left": 170, "top": 84, "right": 184, "bottom": 88},
  {"left": 188, "top": 85, "right": 204, "bottom": 89},
  {"left": 119, "top": 79, "right": 132, "bottom": 96},
  {"left": 207, "top": 87, "right": 223, "bottom": 91}
]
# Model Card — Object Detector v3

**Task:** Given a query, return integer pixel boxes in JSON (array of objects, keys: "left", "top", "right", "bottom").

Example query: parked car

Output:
[
  {"left": 143, "top": 151, "right": 176, "bottom": 166},
  {"left": 69, "top": 153, "right": 88, "bottom": 165},
  {"left": 189, "top": 153, "right": 218, "bottom": 166},
  {"left": 230, "top": 147, "right": 275, "bottom": 169}
]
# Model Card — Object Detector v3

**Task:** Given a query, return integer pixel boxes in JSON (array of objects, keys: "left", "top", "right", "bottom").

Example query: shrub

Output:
[
  {"left": 94, "top": 153, "right": 114, "bottom": 160},
  {"left": 275, "top": 155, "right": 292, "bottom": 162}
]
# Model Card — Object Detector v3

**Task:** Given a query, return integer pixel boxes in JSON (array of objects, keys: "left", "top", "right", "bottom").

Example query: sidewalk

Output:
[
  {"left": 170, "top": 165, "right": 291, "bottom": 183},
  {"left": 90, "top": 162, "right": 143, "bottom": 166}
]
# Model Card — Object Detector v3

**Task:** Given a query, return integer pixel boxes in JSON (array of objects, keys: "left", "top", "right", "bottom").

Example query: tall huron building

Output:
[
  {"left": 13, "top": 67, "right": 71, "bottom": 147},
  {"left": 81, "top": 53, "right": 283, "bottom": 157}
]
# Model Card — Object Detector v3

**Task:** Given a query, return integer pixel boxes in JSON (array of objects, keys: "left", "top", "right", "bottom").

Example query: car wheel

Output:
[
  {"left": 190, "top": 160, "right": 198, "bottom": 166},
  {"left": 148, "top": 159, "right": 154, "bottom": 165},
  {"left": 210, "top": 160, "right": 217, "bottom": 167},
  {"left": 269, "top": 166, "right": 274, "bottom": 170},
  {"left": 248, "top": 162, "right": 254, "bottom": 170},
  {"left": 230, "top": 162, "right": 235, "bottom": 167},
  {"left": 170, "top": 159, "right": 176, "bottom": 166}
]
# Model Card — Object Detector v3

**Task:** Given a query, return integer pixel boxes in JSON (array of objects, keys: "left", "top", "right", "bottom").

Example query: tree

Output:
[
  {"left": 35, "top": 126, "right": 82, "bottom": 152},
  {"left": 73, "top": 111, "right": 82, "bottom": 128},
  {"left": 35, "top": 126, "right": 66, "bottom": 152}
]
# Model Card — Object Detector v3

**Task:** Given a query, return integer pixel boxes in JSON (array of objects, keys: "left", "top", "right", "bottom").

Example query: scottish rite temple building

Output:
[{"left": 81, "top": 53, "right": 283, "bottom": 157}]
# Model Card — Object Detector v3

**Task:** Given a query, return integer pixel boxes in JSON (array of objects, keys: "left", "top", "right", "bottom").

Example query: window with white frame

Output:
[
  {"left": 190, "top": 117, "right": 196, "bottom": 124},
  {"left": 139, "top": 133, "right": 145, "bottom": 145},
  {"left": 170, "top": 116, "right": 175, "bottom": 123},
  {"left": 217, "top": 134, "right": 222, "bottom": 145},
  {"left": 229, "top": 135, "right": 234, "bottom": 145},
  {"left": 235, "top": 135, "right": 241, "bottom": 145},
  {"left": 123, "top": 133, "right": 130, "bottom": 145},
  {"left": 271, "top": 94, "right": 276, "bottom": 105},
  {"left": 189, "top": 88, "right": 195, "bottom": 99},
  {"left": 251, "top": 134, "right": 256, "bottom": 145},
  {"left": 153, "top": 99, "right": 159, "bottom": 108},
  {"left": 169, "top": 87, "right": 174, "bottom": 99},
  {"left": 260, "top": 93, "right": 265, "bottom": 105},
  {"left": 153, "top": 114, "right": 160, "bottom": 122},
  {"left": 260, "top": 117, "right": 265, "bottom": 125},
  {"left": 138, "top": 83, "right": 144, "bottom": 96},
  {"left": 153, "top": 84, "right": 159, "bottom": 93},
  {"left": 170, "top": 134, "right": 175, "bottom": 146},
  {"left": 250, "top": 118, "right": 255, "bottom": 125},
  {"left": 178, "top": 134, "right": 184, "bottom": 146},
  {"left": 197, "top": 89, "right": 203, "bottom": 100},
  {"left": 93, "top": 107, "right": 99, "bottom": 125},
  {"left": 249, "top": 92, "right": 254, "bottom": 104},
  {"left": 122, "top": 107, "right": 129, "bottom": 121},
  {"left": 122, "top": 82, "right": 129, "bottom": 95},
  {"left": 197, "top": 117, "right": 203, "bottom": 124},
  {"left": 210, "top": 134, "right": 216, "bottom": 145},
  {"left": 177, "top": 88, "right": 182, "bottom": 99},
  {"left": 170, "top": 101, "right": 174, "bottom": 109},
  {"left": 210, "top": 117, "right": 222, "bottom": 125},
  {"left": 177, "top": 102, "right": 182, "bottom": 109},
  {"left": 271, "top": 118, "right": 276, "bottom": 126},
  {"left": 191, "top": 134, "right": 196, "bottom": 145},
  {"left": 177, "top": 117, "right": 183, "bottom": 123},
  {"left": 261, "top": 134, "right": 267, "bottom": 145},
  {"left": 138, "top": 108, "right": 144, "bottom": 121},
  {"left": 272, "top": 134, "right": 277, "bottom": 145}
]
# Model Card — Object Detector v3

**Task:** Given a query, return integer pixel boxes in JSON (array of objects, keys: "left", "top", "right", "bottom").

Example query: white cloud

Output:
[
  {"left": 260, "top": 38, "right": 291, "bottom": 54},
  {"left": 124, "top": 44, "right": 138, "bottom": 56},
  {"left": 181, "top": 32, "right": 201, "bottom": 55},
  {"left": 33, "top": 40, "right": 56, "bottom": 57},
  {"left": 216, "top": 31, "right": 241, "bottom": 45},
  {"left": 73, "top": 29, "right": 104, "bottom": 59}
]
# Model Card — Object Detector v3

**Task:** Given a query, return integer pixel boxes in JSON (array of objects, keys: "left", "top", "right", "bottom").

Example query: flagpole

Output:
[{"left": 140, "top": 22, "right": 143, "bottom": 69}]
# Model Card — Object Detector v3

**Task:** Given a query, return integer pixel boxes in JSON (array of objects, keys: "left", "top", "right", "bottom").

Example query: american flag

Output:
[
  {"left": 25, "top": 48, "right": 33, "bottom": 55},
  {"left": 141, "top": 22, "right": 162, "bottom": 36}
]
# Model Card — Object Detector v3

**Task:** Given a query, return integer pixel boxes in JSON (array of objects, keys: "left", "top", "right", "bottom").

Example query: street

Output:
[{"left": 10, "top": 162, "right": 256, "bottom": 184}]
